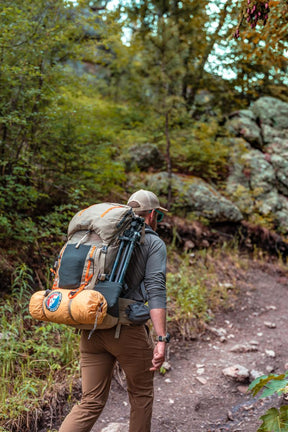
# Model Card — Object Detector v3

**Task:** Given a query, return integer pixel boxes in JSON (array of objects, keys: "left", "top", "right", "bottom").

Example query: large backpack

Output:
[{"left": 29, "top": 203, "right": 144, "bottom": 332}]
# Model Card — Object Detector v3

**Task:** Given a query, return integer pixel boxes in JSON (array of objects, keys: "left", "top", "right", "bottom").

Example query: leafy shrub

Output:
[
  {"left": 166, "top": 249, "right": 238, "bottom": 338},
  {"left": 171, "top": 119, "right": 230, "bottom": 181},
  {"left": 249, "top": 373, "right": 288, "bottom": 431},
  {"left": 0, "top": 264, "right": 80, "bottom": 432}
]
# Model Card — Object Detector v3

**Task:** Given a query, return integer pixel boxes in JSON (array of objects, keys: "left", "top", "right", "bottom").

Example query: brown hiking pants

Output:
[{"left": 59, "top": 324, "right": 154, "bottom": 432}]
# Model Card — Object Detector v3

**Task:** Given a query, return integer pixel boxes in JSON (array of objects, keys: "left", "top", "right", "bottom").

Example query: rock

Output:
[
  {"left": 243, "top": 149, "right": 276, "bottom": 194},
  {"left": 226, "top": 110, "right": 263, "bottom": 148},
  {"left": 204, "top": 324, "right": 227, "bottom": 338},
  {"left": 265, "top": 349, "right": 276, "bottom": 358},
  {"left": 184, "top": 180, "right": 243, "bottom": 222},
  {"left": 264, "top": 321, "right": 277, "bottom": 329},
  {"left": 222, "top": 365, "right": 250, "bottom": 382},
  {"left": 229, "top": 343, "right": 258, "bottom": 353},
  {"left": 270, "top": 154, "right": 288, "bottom": 196},
  {"left": 226, "top": 145, "right": 276, "bottom": 211},
  {"left": 101, "top": 423, "right": 129, "bottom": 432},
  {"left": 261, "top": 124, "right": 288, "bottom": 144},
  {"left": 226, "top": 136, "right": 288, "bottom": 232},
  {"left": 237, "top": 385, "right": 249, "bottom": 394},
  {"left": 266, "top": 138, "right": 288, "bottom": 155},
  {"left": 161, "top": 361, "right": 172, "bottom": 372},
  {"left": 125, "top": 143, "right": 165, "bottom": 171},
  {"left": 196, "top": 377, "right": 207, "bottom": 385},
  {"left": 252, "top": 97, "right": 288, "bottom": 129},
  {"left": 255, "top": 189, "right": 281, "bottom": 215},
  {"left": 251, "top": 97, "right": 288, "bottom": 145},
  {"left": 274, "top": 195, "right": 288, "bottom": 231},
  {"left": 249, "top": 340, "right": 259, "bottom": 346},
  {"left": 227, "top": 410, "right": 234, "bottom": 421},
  {"left": 250, "top": 370, "right": 265, "bottom": 381},
  {"left": 147, "top": 172, "right": 243, "bottom": 223},
  {"left": 184, "top": 240, "right": 195, "bottom": 251},
  {"left": 200, "top": 239, "right": 210, "bottom": 248}
]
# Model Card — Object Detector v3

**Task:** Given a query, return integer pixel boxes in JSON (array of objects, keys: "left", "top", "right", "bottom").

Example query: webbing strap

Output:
[
  {"left": 52, "top": 244, "right": 68, "bottom": 290},
  {"left": 98, "top": 244, "right": 107, "bottom": 279},
  {"left": 85, "top": 246, "right": 96, "bottom": 282},
  {"left": 68, "top": 275, "right": 93, "bottom": 299},
  {"left": 88, "top": 302, "right": 104, "bottom": 340},
  {"left": 114, "top": 322, "right": 122, "bottom": 339}
]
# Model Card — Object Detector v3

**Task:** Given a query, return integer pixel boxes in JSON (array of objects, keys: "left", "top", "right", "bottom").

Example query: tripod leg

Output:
[
  {"left": 109, "top": 240, "right": 126, "bottom": 282},
  {"left": 117, "top": 240, "right": 137, "bottom": 284}
]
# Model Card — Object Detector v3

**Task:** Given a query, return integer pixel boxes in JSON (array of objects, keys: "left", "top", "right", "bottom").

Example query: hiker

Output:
[{"left": 59, "top": 189, "right": 169, "bottom": 432}]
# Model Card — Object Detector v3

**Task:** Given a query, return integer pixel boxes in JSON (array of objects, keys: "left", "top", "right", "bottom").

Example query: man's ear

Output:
[{"left": 149, "top": 209, "right": 156, "bottom": 220}]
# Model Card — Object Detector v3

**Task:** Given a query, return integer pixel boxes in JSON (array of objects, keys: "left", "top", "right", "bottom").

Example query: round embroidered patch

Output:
[{"left": 45, "top": 291, "right": 62, "bottom": 312}]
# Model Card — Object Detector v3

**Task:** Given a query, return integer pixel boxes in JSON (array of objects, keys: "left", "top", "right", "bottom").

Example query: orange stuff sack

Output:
[{"left": 29, "top": 289, "right": 107, "bottom": 327}]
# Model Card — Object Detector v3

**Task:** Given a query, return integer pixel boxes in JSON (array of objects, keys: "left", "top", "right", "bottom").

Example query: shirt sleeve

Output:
[{"left": 144, "top": 238, "right": 167, "bottom": 310}]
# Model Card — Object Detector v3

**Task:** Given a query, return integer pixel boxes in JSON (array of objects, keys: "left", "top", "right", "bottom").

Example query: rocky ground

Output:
[{"left": 55, "top": 261, "right": 288, "bottom": 432}]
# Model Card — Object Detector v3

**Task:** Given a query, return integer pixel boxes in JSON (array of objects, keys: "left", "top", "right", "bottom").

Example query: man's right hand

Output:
[{"left": 150, "top": 342, "right": 165, "bottom": 371}]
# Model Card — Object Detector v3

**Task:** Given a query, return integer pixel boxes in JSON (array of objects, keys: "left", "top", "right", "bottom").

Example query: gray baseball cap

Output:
[{"left": 127, "top": 189, "right": 168, "bottom": 212}]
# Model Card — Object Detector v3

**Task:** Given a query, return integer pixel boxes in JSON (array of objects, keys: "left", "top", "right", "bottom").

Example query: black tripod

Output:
[{"left": 95, "top": 215, "right": 144, "bottom": 316}]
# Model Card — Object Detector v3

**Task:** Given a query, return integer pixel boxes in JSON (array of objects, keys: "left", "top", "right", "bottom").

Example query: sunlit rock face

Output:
[{"left": 225, "top": 96, "right": 288, "bottom": 234}]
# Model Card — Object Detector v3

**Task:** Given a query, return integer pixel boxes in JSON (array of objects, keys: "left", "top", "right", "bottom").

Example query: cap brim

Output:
[{"left": 159, "top": 206, "right": 168, "bottom": 212}]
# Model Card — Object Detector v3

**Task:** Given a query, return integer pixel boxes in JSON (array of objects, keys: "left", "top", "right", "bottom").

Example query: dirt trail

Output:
[{"left": 57, "top": 262, "right": 288, "bottom": 432}]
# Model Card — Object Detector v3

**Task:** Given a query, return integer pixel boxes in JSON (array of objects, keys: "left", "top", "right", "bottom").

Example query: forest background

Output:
[{"left": 1, "top": 0, "right": 288, "bottom": 431}]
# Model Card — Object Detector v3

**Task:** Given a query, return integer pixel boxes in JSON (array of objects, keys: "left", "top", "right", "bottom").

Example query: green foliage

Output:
[
  {"left": 0, "top": 0, "right": 130, "bottom": 276},
  {"left": 257, "top": 407, "right": 288, "bottom": 432},
  {"left": 172, "top": 118, "right": 230, "bottom": 180},
  {"left": 166, "top": 249, "right": 237, "bottom": 337},
  {"left": 249, "top": 373, "right": 288, "bottom": 398},
  {"left": 167, "top": 270, "right": 209, "bottom": 320},
  {"left": 249, "top": 373, "right": 288, "bottom": 431},
  {"left": 0, "top": 264, "right": 80, "bottom": 431}
]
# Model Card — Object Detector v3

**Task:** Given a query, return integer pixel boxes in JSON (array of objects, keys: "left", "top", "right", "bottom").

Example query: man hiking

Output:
[{"left": 59, "top": 189, "right": 169, "bottom": 432}]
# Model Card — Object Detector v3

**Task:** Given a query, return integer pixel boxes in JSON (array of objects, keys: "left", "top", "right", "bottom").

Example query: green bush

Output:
[{"left": 0, "top": 264, "right": 80, "bottom": 431}]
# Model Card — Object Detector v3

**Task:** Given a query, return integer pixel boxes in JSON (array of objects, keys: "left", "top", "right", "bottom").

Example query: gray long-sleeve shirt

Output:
[{"left": 124, "top": 225, "right": 167, "bottom": 310}]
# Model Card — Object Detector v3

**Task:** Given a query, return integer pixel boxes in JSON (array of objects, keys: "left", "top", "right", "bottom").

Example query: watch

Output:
[{"left": 156, "top": 332, "right": 170, "bottom": 343}]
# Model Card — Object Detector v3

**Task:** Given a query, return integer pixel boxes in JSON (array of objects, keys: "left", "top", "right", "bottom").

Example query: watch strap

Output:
[{"left": 156, "top": 332, "right": 170, "bottom": 343}]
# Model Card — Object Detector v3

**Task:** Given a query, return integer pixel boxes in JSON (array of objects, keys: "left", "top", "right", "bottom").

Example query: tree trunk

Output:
[{"left": 165, "top": 111, "right": 172, "bottom": 210}]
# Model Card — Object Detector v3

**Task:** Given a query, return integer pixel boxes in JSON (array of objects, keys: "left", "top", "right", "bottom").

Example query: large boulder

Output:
[
  {"left": 184, "top": 181, "right": 243, "bottom": 223},
  {"left": 125, "top": 143, "right": 165, "bottom": 171},
  {"left": 270, "top": 154, "right": 288, "bottom": 196},
  {"left": 227, "top": 143, "right": 276, "bottom": 197},
  {"left": 274, "top": 195, "right": 288, "bottom": 233},
  {"left": 226, "top": 134, "right": 288, "bottom": 232},
  {"left": 243, "top": 149, "right": 276, "bottom": 194},
  {"left": 226, "top": 110, "right": 263, "bottom": 148},
  {"left": 251, "top": 97, "right": 288, "bottom": 144},
  {"left": 146, "top": 172, "right": 243, "bottom": 223},
  {"left": 252, "top": 97, "right": 288, "bottom": 129},
  {"left": 261, "top": 124, "right": 288, "bottom": 145}
]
